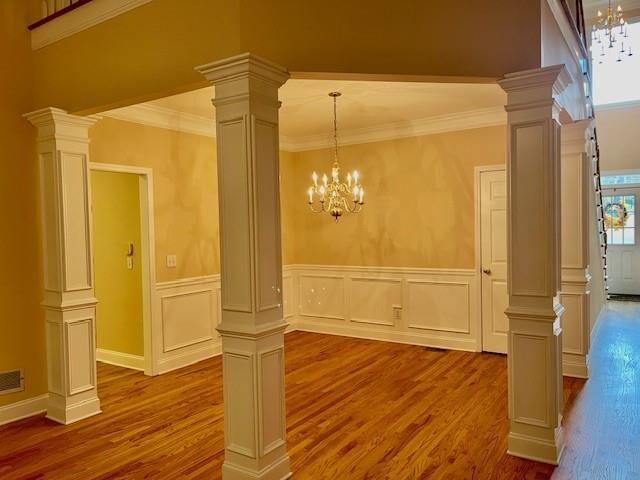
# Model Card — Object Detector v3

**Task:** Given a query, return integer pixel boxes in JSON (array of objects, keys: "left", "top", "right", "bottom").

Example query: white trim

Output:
[
  {"left": 102, "top": 104, "right": 506, "bottom": 152},
  {"left": 0, "top": 394, "right": 48, "bottom": 426},
  {"left": 156, "top": 274, "right": 219, "bottom": 290},
  {"left": 289, "top": 264, "right": 480, "bottom": 352},
  {"left": 89, "top": 162, "right": 156, "bottom": 376},
  {"left": 31, "top": 0, "right": 152, "bottom": 50},
  {"left": 285, "top": 107, "right": 507, "bottom": 152},
  {"left": 102, "top": 104, "right": 216, "bottom": 139},
  {"left": 156, "top": 342, "right": 221, "bottom": 375},
  {"left": 594, "top": 99, "right": 640, "bottom": 111},
  {"left": 96, "top": 348, "right": 145, "bottom": 371},
  {"left": 290, "top": 264, "right": 475, "bottom": 276},
  {"left": 295, "top": 319, "right": 478, "bottom": 352},
  {"left": 545, "top": 0, "right": 589, "bottom": 72}
]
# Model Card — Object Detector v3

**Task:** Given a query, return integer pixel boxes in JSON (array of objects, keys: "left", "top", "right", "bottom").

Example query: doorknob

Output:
[{"left": 482, "top": 269, "right": 492, "bottom": 275}]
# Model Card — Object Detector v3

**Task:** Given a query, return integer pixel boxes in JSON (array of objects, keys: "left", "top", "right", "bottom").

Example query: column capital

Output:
[
  {"left": 499, "top": 65, "right": 573, "bottom": 119},
  {"left": 499, "top": 65, "right": 572, "bottom": 97},
  {"left": 196, "top": 52, "right": 290, "bottom": 89},
  {"left": 561, "top": 119, "right": 594, "bottom": 155},
  {"left": 24, "top": 107, "right": 99, "bottom": 143}
]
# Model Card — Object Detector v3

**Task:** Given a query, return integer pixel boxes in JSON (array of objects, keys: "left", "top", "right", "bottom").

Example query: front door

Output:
[
  {"left": 603, "top": 187, "right": 640, "bottom": 295},
  {"left": 480, "top": 168, "right": 508, "bottom": 354}
]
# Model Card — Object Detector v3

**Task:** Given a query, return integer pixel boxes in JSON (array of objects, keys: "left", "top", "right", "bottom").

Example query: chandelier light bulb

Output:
[{"left": 306, "top": 92, "right": 366, "bottom": 222}]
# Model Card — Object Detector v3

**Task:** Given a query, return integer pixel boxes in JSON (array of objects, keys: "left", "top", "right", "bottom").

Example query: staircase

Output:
[{"left": 591, "top": 127, "right": 611, "bottom": 299}]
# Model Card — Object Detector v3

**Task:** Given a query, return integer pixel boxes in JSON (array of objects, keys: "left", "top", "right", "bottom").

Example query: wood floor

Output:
[{"left": 0, "top": 302, "right": 638, "bottom": 479}]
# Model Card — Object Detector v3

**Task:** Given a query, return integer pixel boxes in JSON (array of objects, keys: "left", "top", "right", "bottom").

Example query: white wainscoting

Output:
[
  {"left": 151, "top": 268, "right": 297, "bottom": 375},
  {"left": 289, "top": 265, "right": 480, "bottom": 352},
  {"left": 154, "top": 275, "right": 222, "bottom": 374}
]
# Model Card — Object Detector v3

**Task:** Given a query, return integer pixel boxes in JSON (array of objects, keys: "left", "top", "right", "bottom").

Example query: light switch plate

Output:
[{"left": 166, "top": 254, "right": 177, "bottom": 268}]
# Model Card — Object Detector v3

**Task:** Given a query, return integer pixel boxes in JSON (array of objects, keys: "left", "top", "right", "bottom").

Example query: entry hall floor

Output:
[{"left": 1, "top": 302, "right": 639, "bottom": 479}]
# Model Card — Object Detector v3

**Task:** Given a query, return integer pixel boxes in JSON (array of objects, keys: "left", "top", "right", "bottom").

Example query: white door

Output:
[
  {"left": 479, "top": 168, "right": 508, "bottom": 354},
  {"left": 603, "top": 187, "right": 640, "bottom": 295}
]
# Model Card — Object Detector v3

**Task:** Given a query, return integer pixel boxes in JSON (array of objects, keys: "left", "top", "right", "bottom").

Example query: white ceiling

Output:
[{"left": 146, "top": 79, "right": 506, "bottom": 141}]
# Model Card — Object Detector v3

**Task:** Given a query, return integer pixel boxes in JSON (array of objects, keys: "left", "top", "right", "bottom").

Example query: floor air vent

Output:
[{"left": 0, "top": 369, "right": 24, "bottom": 395}]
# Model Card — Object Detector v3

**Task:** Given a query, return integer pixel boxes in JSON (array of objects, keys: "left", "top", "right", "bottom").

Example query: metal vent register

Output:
[{"left": 0, "top": 369, "right": 24, "bottom": 395}]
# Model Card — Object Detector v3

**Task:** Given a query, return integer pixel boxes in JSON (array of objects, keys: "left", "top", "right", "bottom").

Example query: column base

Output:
[
  {"left": 562, "top": 352, "right": 589, "bottom": 378},
  {"left": 508, "top": 427, "right": 565, "bottom": 465},
  {"left": 46, "top": 392, "right": 101, "bottom": 425},
  {"left": 222, "top": 454, "right": 291, "bottom": 480}
]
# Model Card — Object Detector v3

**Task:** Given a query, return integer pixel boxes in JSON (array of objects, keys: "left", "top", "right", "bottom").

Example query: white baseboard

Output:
[
  {"left": 562, "top": 353, "right": 589, "bottom": 378},
  {"left": 0, "top": 394, "right": 48, "bottom": 426},
  {"left": 296, "top": 317, "right": 479, "bottom": 352},
  {"left": 157, "top": 342, "right": 222, "bottom": 374},
  {"left": 96, "top": 348, "right": 145, "bottom": 371}
]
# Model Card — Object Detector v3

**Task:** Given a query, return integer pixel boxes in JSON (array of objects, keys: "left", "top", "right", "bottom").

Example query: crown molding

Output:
[
  {"left": 102, "top": 103, "right": 216, "bottom": 138},
  {"left": 594, "top": 99, "right": 640, "bottom": 111},
  {"left": 101, "top": 104, "right": 506, "bottom": 152},
  {"left": 285, "top": 106, "right": 507, "bottom": 152}
]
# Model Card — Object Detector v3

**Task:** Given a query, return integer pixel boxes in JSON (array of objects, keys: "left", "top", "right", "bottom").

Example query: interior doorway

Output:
[
  {"left": 89, "top": 163, "right": 155, "bottom": 376},
  {"left": 603, "top": 185, "right": 640, "bottom": 297},
  {"left": 476, "top": 166, "right": 508, "bottom": 354}
]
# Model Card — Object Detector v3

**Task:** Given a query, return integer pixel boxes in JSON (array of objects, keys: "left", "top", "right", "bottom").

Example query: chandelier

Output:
[
  {"left": 307, "top": 92, "right": 365, "bottom": 222},
  {"left": 591, "top": 1, "right": 632, "bottom": 63}
]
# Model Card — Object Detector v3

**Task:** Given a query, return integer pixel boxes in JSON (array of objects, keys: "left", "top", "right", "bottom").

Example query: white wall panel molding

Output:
[
  {"left": 153, "top": 275, "right": 221, "bottom": 373},
  {"left": 31, "top": 0, "right": 153, "bottom": 50},
  {"left": 0, "top": 395, "right": 49, "bottom": 427},
  {"left": 288, "top": 265, "right": 480, "bottom": 352}
]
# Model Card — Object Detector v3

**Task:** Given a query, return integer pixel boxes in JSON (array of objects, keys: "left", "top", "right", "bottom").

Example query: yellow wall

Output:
[
  {"left": 0, "top": 1, "right": 46, "bottom": 408},
  {"left": 29, "top": 0, "right": 541, "bottom": 114},
  {"left": 89, "top": 118, "right": 220, "bottom": 282},
  {"left": 91, "top": 170, "right": 144, "bottom": 357},
  {"left": 283, "top": 126, "right": 506, "bottom": 268},
  {"left": 596, "top": 106, "right": 640, "bottom": 172}
]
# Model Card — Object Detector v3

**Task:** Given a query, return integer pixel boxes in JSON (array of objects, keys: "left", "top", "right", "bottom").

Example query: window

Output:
[
  {"left": 601, "top": 174, "right": 640, "bottom": 185},
  {"left": 603, "top": 194, "right": 635, "bottom": 245},
  {"left": 592, "top": 20, "right": 640, "bottom": 106}
]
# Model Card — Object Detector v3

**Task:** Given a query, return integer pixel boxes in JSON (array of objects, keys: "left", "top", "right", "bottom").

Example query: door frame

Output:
[
  {"left": 89, "top": 162, "right": 157, "bottom": 376},
  {"left": 474, "top": 164, "right": 507, "bottom": 352}
]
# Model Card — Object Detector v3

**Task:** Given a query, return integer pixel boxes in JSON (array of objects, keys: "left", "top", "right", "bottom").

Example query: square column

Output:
[
  {"left": 499, "top": 65, "right": 572, "bottom": 465},
  {"left": 196, "top": 54, "right": 291, "bottom": 480},
  {"left": 560, "top": 119, "right": 594, "bottom": 378},
  {"left": 24, "top": 108, "right": 101, "bottom": 424}
]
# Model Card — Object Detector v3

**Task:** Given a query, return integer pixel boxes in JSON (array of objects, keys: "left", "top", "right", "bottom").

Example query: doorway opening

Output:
[
  {"left": 90, "top": 163, "right": 155, "bottom": 376},
  {"left": 602, "top": 174, "right": 640, "bottom": 300}
]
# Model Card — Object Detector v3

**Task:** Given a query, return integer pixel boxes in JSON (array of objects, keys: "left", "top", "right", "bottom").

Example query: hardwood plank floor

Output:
[{"left": 0, "top": 302, "right": 637, "bottom": 479}]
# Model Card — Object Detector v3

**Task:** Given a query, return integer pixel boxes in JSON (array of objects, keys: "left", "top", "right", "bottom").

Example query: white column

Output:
[
  {"left": 196, "top": 54, "right": 291, "bottom": 480},
  {"left": 25, "top": 108, "right": 101, "bottom": 424},
  {"left": 499, "top": 65, "right": 571, "bottom": 465},
  {"left": 560, "top": 119, "right": 594, "bottom": 378}
]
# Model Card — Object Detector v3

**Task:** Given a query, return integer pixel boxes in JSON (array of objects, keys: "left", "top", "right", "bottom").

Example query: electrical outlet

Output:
[
  {"left": 392, "top": 305, "right": 402, "bottom": 321},
  {"left": 166, "top": 254, "right": 177, "bottom": 268}
]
